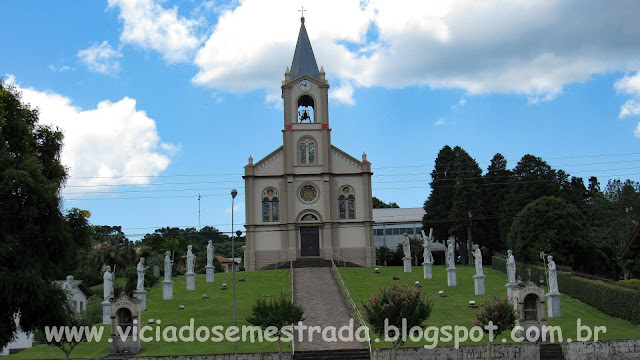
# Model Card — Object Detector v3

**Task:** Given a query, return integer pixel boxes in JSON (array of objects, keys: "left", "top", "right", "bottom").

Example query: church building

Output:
[{"left": 243, "top": 16, "right": 375, "bottom": 271}]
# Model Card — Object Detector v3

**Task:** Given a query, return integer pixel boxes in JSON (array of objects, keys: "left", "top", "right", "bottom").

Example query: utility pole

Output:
[{"left": 198, "top": 194, "right": 201, "bottom": 231}]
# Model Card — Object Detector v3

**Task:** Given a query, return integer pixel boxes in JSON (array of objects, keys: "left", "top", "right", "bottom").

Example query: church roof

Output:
[{"left": 290, "top": 17, "right": 320, "bottom": 80}]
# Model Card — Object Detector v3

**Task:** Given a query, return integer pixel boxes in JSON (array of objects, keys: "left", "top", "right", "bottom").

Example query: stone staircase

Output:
[
  {"left": 539, "top": 343, "right": 564, "bottom": 360},
  {"left": 294, "top": 349, "right": 370, "bottom": 360},
  {"left": 292, "top": 258, "right": 333, "bottom": 268},
  {"left": 292, "top": 267, "right": 368, "bottom": 356}
]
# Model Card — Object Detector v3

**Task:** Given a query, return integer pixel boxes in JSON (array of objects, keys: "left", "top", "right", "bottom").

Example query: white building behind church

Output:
[{"left": 243, "top": 17, "right": 375, "bottom": 271}]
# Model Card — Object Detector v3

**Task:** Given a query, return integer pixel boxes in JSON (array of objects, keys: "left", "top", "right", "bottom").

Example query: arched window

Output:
[
  {"left": 262, "top": 188, "right": 279, "bottom": 222},
  {"left": 297, "top": 95, "right": 315, "bottom": 123},
  {"left": 301, "top": 213, "right": 318, "bottom": 221},
  {"left": 299, "top": 138, "right": 316, "bottom": 165},
  {"left": 338, "top": 186, "right": 355, "bottom": 219}
]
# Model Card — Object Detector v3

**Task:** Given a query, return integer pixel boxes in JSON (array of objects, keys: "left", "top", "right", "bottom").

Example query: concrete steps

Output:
[{"left": 540, "top": 343, "right": 564, "bottom": 360}]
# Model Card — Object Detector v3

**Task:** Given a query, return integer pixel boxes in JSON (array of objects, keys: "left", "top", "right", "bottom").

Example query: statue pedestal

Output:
[
  {"left": 403, "top": 257, "right": 412, "bottom": 273},
  {"left": 134, "top": 290, "right": 147, "bottom": 311},
  {"left": 423, "top": 262, "right": 433, "bottom": 279},
  {"left": 473, "top": 274, "right": 485, "bottom": 295},
  {"left": 447, "top": 268, "right": 457, "bottom": 286},
  {"left": 206, "top": 265, "right": 215, "bottom": 283},
  {"left": 186, "top": 272, "right": 195, "bottom": 290},
  {"left": 546, "top": 292, "right": 562, "bottom": 318},
  {"left": 163, "top": 280, "right": 173, "bottom": 300},
  {"left": 506, "top": 283, "right": 517, "bottom": 303},
  {"left": 101, "top": 300, "right": 111, "bottom": 324}
]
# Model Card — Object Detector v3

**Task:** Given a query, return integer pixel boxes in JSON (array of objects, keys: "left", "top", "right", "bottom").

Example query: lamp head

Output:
[{"left": 231, "top": 189, "right": 238, "bottom": 198}]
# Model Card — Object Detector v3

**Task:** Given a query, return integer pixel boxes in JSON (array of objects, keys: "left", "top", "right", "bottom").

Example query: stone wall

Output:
[
  {"left": 371, "top": 343, "right": 539, "bottom": 360},
  {"left": 135, "top": 353, "right": 291, "bottom": 360},
  {"left": 564, "top": 339, "right": 640, "bottom": 360}
]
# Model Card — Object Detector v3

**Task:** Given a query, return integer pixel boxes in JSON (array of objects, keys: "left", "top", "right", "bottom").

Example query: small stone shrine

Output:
[
  {"left": 512, "top": 277, "right": 548, "bottom": 340},
  {"left": 109, "top": 292, "right": 142, "bottom": 355}
]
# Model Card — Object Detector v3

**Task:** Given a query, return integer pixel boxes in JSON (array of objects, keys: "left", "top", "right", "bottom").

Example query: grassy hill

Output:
[
  {"left": 7, "top": 269, "right": 291, "bottom": 359},
  {"left": 338, "top": 265, "right": 640, "bottom": 348}
]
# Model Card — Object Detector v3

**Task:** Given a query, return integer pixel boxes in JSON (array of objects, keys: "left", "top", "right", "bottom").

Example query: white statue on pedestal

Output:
[
  {"left": 136, "top": 257, "right": 147, "bottom": 291},
  {"left": 103, "top": 266, "right": 114, "bottom": 300},
  {"left": 402, "top": 234, "right": 412, "bottom": 259},
  {"left": 187, "top": 245, "right": 195, "bottom": 273},
  {"left": 164, "top": 251, "right": 173, "bottom": 282},
  {"left": 473, "top": 245, "right": 483, "bottom": 276},
  {"left": 506, "top": 250, "right": 516, "bottom": 284},
  {"left": 421, "top": 229, "right": 434, "bottom": 263},
  {"left": 447, "top": 238, "right": 456, "bottom": 269},
  {"left": 206, "top": 240, "right": 214, "bottom": 267},
  {"left": 63, "top": 275, "right": 74, "bottom": 300},
  {"left": 547, "top": 255, "right": 559, "bottom": 293}
]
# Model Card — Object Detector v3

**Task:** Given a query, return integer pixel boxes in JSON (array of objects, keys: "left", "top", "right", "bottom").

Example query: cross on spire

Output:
[{"left": 299, "top": 6, "right": 307, "bottom": 22}]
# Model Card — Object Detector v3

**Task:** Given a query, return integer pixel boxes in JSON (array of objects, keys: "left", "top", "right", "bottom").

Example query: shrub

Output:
[
  {"left": 362, "top": 283, "right": 432, "bottom": 360},
  {"left": 473, "top": 295, "right": 517, "bottom": 336},
  {"left": 616, "top": 279, "right": 640, "bottom": 291}
]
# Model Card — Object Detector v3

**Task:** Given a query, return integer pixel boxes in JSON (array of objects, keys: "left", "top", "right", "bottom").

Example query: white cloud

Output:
[
  {"left": 6, "top": 75, "right": 178, "bottom": 192},
  {"left": 225, "top": 202, "right": 244, "bottom": 214},
  {"left": 619, "top": 99, "right": 640, "bottom": 119},
  {"left": 434, "top": 118, "right": 445, "bottom": 127},
  {"left": 49, "top": 65, "right": 73, "bottom": 72},
  {"left": 77, "top": 41, "right": 123, "bottom": 75},
  {"left": 459, "top": 98, "right": 466, "bottom": 107},
  {"left": 330, "top": 81, "right": 355, "bottom": 105},
  {"left": 615, "top": 72, "right": 640, "bottom": 96},
  {"left": 190, "top": 0, "right": 640, "bottom": 104},
  {"left": 108, "top": 0, "right": 202, "bottom": 63}
]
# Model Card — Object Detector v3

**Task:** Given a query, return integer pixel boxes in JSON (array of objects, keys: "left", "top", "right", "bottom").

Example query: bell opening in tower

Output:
[{"left": 297, "top": 95, "right": 315, "bottom": 123}]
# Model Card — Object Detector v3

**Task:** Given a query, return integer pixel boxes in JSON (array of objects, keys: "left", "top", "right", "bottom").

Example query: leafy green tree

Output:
[
  {"left": 362, "top": 283, "right": 432, "bottom": 360},
  {"left": 376, "top": 246, "right": 394, "bottom": 266},
  {"left": 499, "top": 154, "right": 559, "bottom": 246},
  {"left": 90, "top": 226, "right": 136, "bottom": 278},
  {"left": 246, "top": 293, "right": 304, "bottom": 359},
  {"left": 472, "top": 295, "right": 517, "bottom": 360},
  {"left": 0, "top": 81, "right": 73, "bottom": 348},
  {"left": 372, "top": 197, "right": 400, "bottom": 208},
  {"left": 508, "top": 196, "right": 592, "bottom": 269},
  {"left": 34, "top": 296, "right": 102, "bottom": 359}
]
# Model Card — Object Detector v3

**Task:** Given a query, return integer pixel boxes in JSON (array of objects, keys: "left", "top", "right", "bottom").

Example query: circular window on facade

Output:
[{"left": 300, "top": 185, "right": 317, "bottom": 202}]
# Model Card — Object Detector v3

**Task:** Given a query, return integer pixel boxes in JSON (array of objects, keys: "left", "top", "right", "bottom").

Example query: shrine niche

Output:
[
  {"left": 109, "top": 292, "right": 142, "bottom": 355},
  {"left": 512, "top": 280, "right": 547, "bottom": 340}
]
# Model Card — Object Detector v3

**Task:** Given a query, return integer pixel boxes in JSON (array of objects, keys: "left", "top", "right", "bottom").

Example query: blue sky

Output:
[{"left": 2, "top": 0, "right": 640, "bottom": 240}]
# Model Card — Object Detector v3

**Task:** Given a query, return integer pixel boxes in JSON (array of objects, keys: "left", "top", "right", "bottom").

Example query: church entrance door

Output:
[{"left": 300, "top": 227, "right": 320, "bottom": 256}]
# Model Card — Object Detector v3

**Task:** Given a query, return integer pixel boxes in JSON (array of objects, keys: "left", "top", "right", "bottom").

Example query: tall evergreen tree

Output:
[
  {"left": 480, "top": 153, "right": 511, "bottom": 251},
  {"left": 423, "top": 146, "right": 456, "bottom": 241}
]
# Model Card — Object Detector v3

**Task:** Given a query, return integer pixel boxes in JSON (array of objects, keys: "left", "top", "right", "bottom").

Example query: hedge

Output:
[{"left": 492, "top": 256, "right": 640, "bottom": 325}]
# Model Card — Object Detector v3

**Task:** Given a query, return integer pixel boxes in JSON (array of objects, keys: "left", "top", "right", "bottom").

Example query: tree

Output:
[
  {"left": 376, "top": 246, "right": 394, "bottom": 266},
  {"left": 246, "top": 292, "right": 304, "bottom": 359},
  {"left": 372, "top": 197, "right": 400, "bottom": 209},
  {"left": 479, "top": 153, "right": 511, "bottom": 252},
  {"left": 0, "top": 81, "right": 73, "bottom": 348},
  {"left": 472, "top": 295, "right": 517, "bottom": 360},
  {"left": 508, "top": 196, "right": 592, "bottom": 269},
  {"left": 34, "top": 296, "right": 102, "bottom": 359},
  {"left": 499, "top": 154, "right": 559, "bottom": 246},
  {"left": 362, "top": 283, "right": 432, "bottom": 360},
  {"left": 423, "top": 145, "right": 456, "bottom": 241}
]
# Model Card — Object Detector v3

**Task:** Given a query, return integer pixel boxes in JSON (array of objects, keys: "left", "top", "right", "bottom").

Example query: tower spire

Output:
[{"left": 290, "top": 11, "right": 319, "bottom": 80}]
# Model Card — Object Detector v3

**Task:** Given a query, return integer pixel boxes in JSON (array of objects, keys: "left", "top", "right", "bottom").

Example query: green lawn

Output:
[
  {"left": 338, "top": 265, "right": 640, "bottom": 348},
  {"left": 8, "top": 269, "right": 291, "bottom": 359}
]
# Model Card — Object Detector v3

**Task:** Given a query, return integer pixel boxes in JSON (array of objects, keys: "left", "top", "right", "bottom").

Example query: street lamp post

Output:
[{"left": 230, "top": 189, "right": 238, "bottom": 360}]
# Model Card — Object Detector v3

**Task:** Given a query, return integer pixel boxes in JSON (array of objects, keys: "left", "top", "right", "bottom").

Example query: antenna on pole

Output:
[{"left": 198, "top": 194, "right": 201, "bottom": 231}]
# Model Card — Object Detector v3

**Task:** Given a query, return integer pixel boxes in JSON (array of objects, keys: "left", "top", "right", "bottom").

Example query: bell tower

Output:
[{"left": 281, "top": 16, "right": 331, "bottom": 174}]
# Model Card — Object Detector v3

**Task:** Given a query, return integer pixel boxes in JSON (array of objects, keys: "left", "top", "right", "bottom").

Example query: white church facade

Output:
[{"left": 243, "top": 17, "right": 375, "bottom": 271}]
